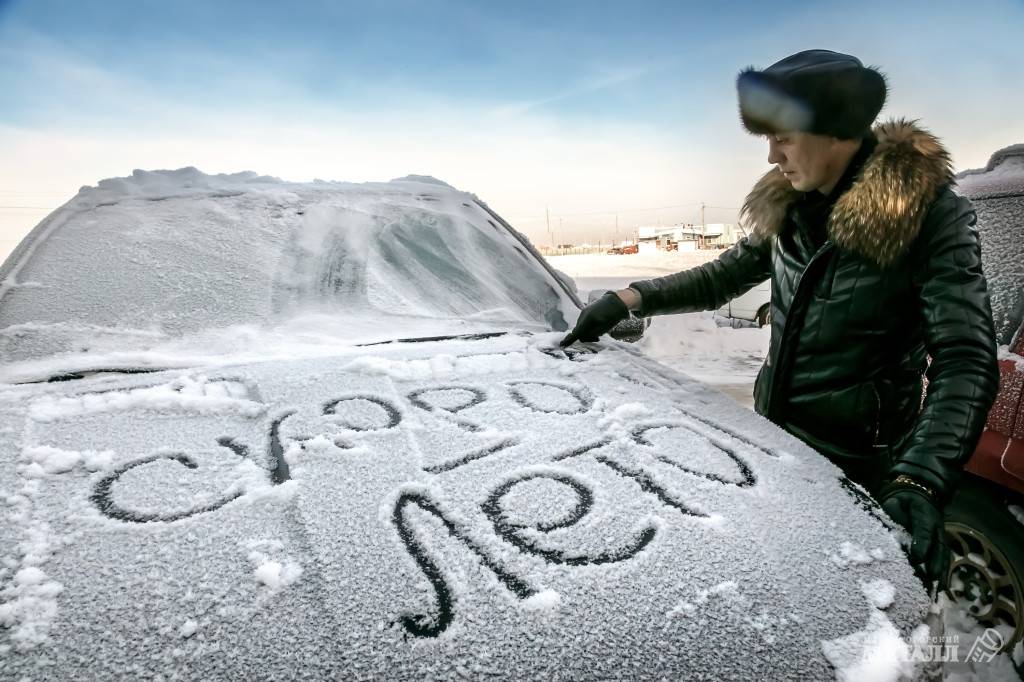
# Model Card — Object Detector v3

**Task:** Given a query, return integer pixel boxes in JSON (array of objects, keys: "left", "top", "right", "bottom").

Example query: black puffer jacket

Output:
[{"left": 630, "top": 120, "right": 999, "bottom": 499}]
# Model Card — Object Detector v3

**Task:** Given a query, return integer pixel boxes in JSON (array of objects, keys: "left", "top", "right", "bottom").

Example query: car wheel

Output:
[
  {"left": 944, "top": 476, "right": 1024, "bottom": 650},
  {"left": 756, "top": 304, "right": 771, "bottom": 328}
]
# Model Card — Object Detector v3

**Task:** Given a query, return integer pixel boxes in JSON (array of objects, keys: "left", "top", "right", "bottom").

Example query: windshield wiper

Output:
[
  {"left": 8, "top": 367, "right": 170, "bottom": 385},
  {"left": 356, "top": 331, "right": 514, "bottom": 347}
]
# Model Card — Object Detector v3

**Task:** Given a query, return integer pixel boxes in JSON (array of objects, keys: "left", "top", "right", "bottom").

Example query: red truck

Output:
[{"left": 946, "top": 143, "right": 1024, "bottom": 651}]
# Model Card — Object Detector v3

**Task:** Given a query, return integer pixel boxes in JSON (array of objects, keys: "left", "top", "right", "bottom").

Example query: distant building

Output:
[{"left": 637, "top": 223, "right": 741, "bottom": 250}]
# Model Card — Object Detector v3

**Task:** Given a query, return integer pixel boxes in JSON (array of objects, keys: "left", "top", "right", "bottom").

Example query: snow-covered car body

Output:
[
  {"left": 0, "top": 171, "right": 928, "bottom": 679},
  {"left": 951, "top": 144, "right": 1024, "bottom": 649},
  {"left": 957, "top": 144, "right": 1024, "bottom": 496}
]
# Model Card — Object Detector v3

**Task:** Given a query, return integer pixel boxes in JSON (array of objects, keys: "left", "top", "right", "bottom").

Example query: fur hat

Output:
[{"left": 737, "top": 50, "right": 887, "bottom": 140}]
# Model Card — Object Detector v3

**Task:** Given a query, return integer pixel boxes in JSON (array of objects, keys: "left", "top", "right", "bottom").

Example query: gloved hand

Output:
[
  {"left": 879, "top": 475, "right": 949, "bottom": 595},
  {"left": 560, "top": 291, "right": 630, "bottom": 347}
]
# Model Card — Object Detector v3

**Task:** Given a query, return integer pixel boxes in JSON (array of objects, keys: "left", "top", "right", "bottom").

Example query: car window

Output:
[
  {"left": 269, "top": 203, "right": 570, "bottom": 330},
  {"left": 0, "top": 174, "right": 576, "bottom": 365}
]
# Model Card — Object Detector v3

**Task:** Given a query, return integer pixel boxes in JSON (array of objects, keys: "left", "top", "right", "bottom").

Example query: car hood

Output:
[{"left": 0, "top": 332, "right": 929, "bottom": 679}]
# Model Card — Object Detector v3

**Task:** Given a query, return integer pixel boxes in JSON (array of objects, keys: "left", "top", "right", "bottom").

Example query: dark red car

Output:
[{"left": 946, "top": 143, "right": 1024, "bottom": 651}]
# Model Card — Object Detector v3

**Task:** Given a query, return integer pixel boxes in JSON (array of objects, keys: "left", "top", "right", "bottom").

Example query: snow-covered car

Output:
[
  {"left": 0, "top": 170, "right": 929, "bottom": 679},
  {"left": 716, "top": 280, "right": 772, "bottom": 327},
  {"left": 952, "top": 144, "right": 1024, "bottom": 652}
]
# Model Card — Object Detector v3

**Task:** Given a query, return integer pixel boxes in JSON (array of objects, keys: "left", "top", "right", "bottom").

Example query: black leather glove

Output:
[
  {"left": 560, "top": 291, "right": 630, "bottom": 346},
  {"left": 879, "top": 475, "right": 949, "bottom": 595}
]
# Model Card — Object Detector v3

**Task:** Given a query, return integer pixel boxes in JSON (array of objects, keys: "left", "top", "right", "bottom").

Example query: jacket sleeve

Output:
[
  {"left": 628, "top": 234, "right": 772, "bottom": 317},
  {"left": 890, "top": 192, "right": 1000, "bottom": 500}
]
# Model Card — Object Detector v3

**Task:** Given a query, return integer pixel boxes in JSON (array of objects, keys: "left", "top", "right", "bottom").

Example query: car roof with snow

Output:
[{"left": 0, "top": 170, "right": 929, "bottom": 679}]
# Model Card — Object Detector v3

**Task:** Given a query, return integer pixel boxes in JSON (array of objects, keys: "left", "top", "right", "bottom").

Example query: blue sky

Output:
[{"left": 1, "top": 0, "right": 1023, "bottom": 252}]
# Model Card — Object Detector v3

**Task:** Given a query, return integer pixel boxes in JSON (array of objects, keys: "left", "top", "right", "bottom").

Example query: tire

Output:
[
  {"left": 944, "top": 476, "right": 1024, "bottom": 650},
  {"left": 756, "top": 304, "right": 771, "bottom": 328}
]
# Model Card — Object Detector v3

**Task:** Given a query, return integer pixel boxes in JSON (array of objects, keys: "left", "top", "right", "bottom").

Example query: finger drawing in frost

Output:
[
  {"left": 391, "top": 491, "right": 538, "bottom": 638},
  {"left": 550, "top": 438, "right": 614, "bottom": 462},
  {"left": 406, "top": 385, "right": 487, "bottom": 432},
  {"left": 422, "top": 437, "right": 519, "bottom": 475},
  {"left": 550, "top": 439, "right": 707, "bottom": 517},
  {"left": 322, "top": 395, "right": 402, "bottom": 431},
  {"left": 91, "top": 446, "right": 247, "bottom": 523},
  {"left": 839, "top": 477, "right": 895, "bottom": 529},
  {"left": 481, "top": 471, "right": 660, "bottom": 565},
  {"left": 505, "top": 381, "right": 593, "bottom": 415},
  {"left": 631, "top": 423, "right": 757, "bottom": 488},
  {"left": 267, "top": 412, "right": 294, "bottom": 484},
  {"left": 595, "top": 456, "right": 709, "bottom": 518},
  {"left": 612, "top": 370, "right": 671, "bottom": 392},
  {"left": 673, "top": 407, "right": 784, "bottom": 459},
  {"left": 406, "top": 384, "right": 520, "bottom": 474}
]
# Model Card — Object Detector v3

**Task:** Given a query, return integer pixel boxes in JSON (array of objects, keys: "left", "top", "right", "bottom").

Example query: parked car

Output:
[
  {"left": 0, "top": 170, "right": 929, "bottom": 679},
  {"left": 621, "top": 244, "right": 639, "bottom": 254},
  {"left": 717, "top": 280, "right": 772, "bottom": 327},
  {"left": 948, "top": 144, "right": 1024, "bottom": 652},
  {"left": 605, "top": 247, "right": 623, "bottom": 255}
]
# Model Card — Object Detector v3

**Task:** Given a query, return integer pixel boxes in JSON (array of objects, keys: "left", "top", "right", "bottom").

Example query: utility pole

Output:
[
  {"left": 700, "top": 202, "right": 707, "bottom": 249},
  {"left": 615, "top": 213, "right": 619, "bottom": 245},
  {"left": 546, "top": 206, "right": 552, "bottom": 247}
]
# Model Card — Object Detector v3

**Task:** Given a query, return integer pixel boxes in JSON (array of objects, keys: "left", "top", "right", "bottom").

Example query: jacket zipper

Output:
[
  {"left": 869, "top": 382, "right": 882, "bottom": 446},
  {"left": 765, "top": 241, "right": 836, "bottom": 422}
]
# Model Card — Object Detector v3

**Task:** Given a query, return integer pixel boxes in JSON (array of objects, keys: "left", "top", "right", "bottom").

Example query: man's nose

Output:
[{"left": 767, "top": 140, "right": 784, "bottom": 165}]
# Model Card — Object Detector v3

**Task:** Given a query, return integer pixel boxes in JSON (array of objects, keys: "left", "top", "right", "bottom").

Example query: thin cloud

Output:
[{"left": 491, "top": 63, "right": 657, "bottom": 118}]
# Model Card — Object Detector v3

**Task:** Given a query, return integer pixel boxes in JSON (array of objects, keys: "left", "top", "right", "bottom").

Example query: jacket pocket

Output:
[{"left": 787, "top": 381, "right": 881, "bottom": 454}]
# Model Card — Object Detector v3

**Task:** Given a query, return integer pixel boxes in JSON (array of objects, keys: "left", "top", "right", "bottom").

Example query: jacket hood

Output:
[{"left": 740, "top": 118, "right": 954, "bottom": 267}]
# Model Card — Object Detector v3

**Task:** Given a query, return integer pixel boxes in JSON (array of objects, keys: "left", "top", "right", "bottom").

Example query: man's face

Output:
[{"left": 766, "top": 131, "right": 837, "bottom": 193}]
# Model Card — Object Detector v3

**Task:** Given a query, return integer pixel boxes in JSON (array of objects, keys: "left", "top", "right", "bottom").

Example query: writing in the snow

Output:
[{"left": 88, "top": 378, "right": 778, "bottom": 638}]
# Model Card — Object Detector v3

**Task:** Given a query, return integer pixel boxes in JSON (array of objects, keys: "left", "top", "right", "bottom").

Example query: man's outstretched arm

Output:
[
  {"left": 560, "top": 235, "right": 772, "bottom": 346},
  {"left": 627, "top": 234, "right": 772, "bottom": 317}
]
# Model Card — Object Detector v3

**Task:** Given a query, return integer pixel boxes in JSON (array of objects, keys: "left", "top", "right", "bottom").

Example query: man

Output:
[{"left": 560, "top": 50, "right": 999, "bottom": 592}]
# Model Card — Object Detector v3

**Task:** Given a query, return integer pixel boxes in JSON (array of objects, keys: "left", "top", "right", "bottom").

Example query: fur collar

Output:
[{"left": 740, "top": 118, "right": 954, "bottom": 267}]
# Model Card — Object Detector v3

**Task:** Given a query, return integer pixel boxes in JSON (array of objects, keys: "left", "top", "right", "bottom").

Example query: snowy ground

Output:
[
  {"left": 553, "top": 251, "right": 1023, "bottom": 681},
  {"left": 550, "top": 252, "right": 769, "bottom": 409}
]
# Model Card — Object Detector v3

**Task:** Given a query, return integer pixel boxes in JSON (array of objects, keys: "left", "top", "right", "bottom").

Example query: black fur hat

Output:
[{"left": 737, "top": 50, "right": 887, "bottom": 140}]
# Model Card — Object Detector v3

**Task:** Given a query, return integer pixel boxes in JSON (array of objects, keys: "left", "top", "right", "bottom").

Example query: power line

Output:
[
  {"left": 551, "top": 201, "right": 704, "bottom": 217},
  {"left": 0, "top": 191, "right": 69, "bottom": 195},
  {"left": 511, "top": 201, "right": 741, "bottom": 223}
]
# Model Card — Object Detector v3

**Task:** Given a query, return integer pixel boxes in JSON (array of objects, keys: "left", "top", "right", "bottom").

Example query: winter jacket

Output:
[{"left": 629, "top": 119, "right": 1000, "bottom": 499}]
